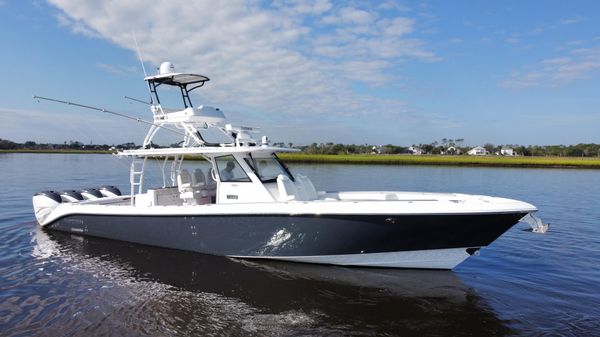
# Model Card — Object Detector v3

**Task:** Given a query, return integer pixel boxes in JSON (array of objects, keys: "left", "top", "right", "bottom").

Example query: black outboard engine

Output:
[
  {"left": 80, "top": 188, "right": 103, "bottom": 200},
  {"left": 99, "top": 185, "right": 122, "bottom": 197},
  {"left": 34, "top": 191, "right": 62, "bottom": 203},
  {"left": 60, "top": 190, "right": 84, "bottom": 203},
  {"left": 32, "top": 191, "right": 62, "bottom": 224}
]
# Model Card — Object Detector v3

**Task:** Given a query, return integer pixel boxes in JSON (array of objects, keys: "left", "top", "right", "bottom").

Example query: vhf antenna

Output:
[{"left": 132, "top": 32, "right": 153, "bottom": 104}]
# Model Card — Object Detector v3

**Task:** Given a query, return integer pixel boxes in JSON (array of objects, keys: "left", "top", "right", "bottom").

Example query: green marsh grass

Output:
[
  {"left": 278, "top": 153, "right": 600, "bottom": 169},
  {"left": 3, "top": 150, "right": 599, "bottom": 168}
]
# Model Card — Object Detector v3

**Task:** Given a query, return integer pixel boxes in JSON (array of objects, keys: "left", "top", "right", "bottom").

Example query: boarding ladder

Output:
[{"left": 130, "top": 156, "right": 147, "bottom": 205}]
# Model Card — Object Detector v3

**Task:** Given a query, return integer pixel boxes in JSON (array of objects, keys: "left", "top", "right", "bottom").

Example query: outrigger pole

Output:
[
  {"left": 32, "top": 95, "right": 186, "bottom": 137},
  {"left": 124, "top": 96, "right": 150, "bottom": 105}
]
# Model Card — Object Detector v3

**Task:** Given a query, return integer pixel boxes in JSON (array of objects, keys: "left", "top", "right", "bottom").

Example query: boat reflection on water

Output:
[{"left": 31, "top": 227, "right": 513, "bottom": 336}]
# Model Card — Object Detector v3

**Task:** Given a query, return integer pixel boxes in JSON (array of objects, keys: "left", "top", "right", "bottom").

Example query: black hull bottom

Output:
[{"left": 46, "top": 212, "right": 526, "bottom": 268}]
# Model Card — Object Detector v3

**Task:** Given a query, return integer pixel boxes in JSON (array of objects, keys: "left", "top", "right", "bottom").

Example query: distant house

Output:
[
  {"left": 467, "top": 146, "right": 488, "bottom": 156},
  {"left": 442, "top": 146, "right": 460, "bottom": 155},
  {"left": 500, "top": 147, "right": 515, "bottom": 156},
  {"left": 371, "top": 145, "right": 382, "bottom": 154},
  {"left": 408, "top": 146, "right": 423, "bottom": 155}
]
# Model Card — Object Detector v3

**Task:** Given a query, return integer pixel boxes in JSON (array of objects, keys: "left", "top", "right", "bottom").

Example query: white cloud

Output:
[
  {"left": 55, "top": 12, "right": 99, "bottom": 38},
  {"left": 500, "top": 45, "right": 600, "bottom": 89},
  {"left": 505, "top": 26, "right": 544, "bottom": 45},
  {"left": 96, "top": 63, "right": 137, "bottom": 76},
  {"left": 527, "top": 26, "right": 544, "bottom": 36},
  {"left": 322, "top": 6, "right": 374, "bottom": 25},
  {"left": 338, "top": 59, "right": 390, "bottom": 81},
  {"left": 377, "top": 1, "right": 410, "bottom": 12},
  {"left": 559, "top": 17, "right": 583, "bottom": 25},
  {"left": 499, "top": 71, "right": 544, "bottom": 89},
  {"left": 274, "top": 0, "right": 332, "bottom": 16},
  {"left": 567, "top": 40, "right": 586, "bottom": 46},
  {"left": 541, "top": 57, "right": 571, "bottom": 65},
  {"left": 312, "top": 7, "right": 437, "bottom": 67},
  {"left": 45, "top": 1, "right": 440, "bottom": 143},
  {"left": 506, "top": 35, "right": 520, "bottom": 44},
  {"left": 381, "top": 17, "right": 414, "bottom": 36}
]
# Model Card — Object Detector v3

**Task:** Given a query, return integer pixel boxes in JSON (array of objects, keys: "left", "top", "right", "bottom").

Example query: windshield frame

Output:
[
  {"left": 245, "top": 153, "right": 294, "bottom": 183},
  {"left": 215, "top": 155, "right": 252, "bottom": 183}
]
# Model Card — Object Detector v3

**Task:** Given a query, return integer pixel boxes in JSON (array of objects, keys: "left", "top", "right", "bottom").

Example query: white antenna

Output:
[
  {"left": 132, "top": 32, "right": 153, "bottom": 105},
  {"left": 132, "top": 32, "right": 148, "bottom": 78}
]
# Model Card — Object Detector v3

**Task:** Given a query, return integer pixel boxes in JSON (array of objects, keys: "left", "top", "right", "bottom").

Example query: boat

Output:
[{"left": 32, "top": 62, "right": 541, "bottom": 269}]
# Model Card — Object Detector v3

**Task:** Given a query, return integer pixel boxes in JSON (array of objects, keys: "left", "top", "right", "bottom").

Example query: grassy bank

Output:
[
  {"left": 4, "top": 149, "right": 600, "bottom": 169},
  {"left": 277, "top": 153, "right": 600, "bottom": 169}
]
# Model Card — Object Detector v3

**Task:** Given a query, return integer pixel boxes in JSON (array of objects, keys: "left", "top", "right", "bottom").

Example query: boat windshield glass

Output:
[
  {"left": 215, "top": 155, "right": 251, "bottom": 182},
  {"left": 245, "top": 156, "right": 293, "bottom": 183}
]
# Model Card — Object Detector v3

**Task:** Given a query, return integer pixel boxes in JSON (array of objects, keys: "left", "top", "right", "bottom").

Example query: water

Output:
[{"left": 1, "top": 153, "right": 599, "bottom": 336}]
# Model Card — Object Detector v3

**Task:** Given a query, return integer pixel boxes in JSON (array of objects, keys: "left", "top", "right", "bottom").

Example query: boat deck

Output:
[{"left": 74, "top": 189, "right": 493, "bottom": 208}]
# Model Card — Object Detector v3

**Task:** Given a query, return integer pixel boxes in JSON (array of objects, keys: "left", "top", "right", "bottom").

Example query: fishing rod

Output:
[
  {"left": 32, "top": 95, "right": 186, "bottom": 137},
  {"left": 124, "top": 96, "right": 150, "bottom": 105}
]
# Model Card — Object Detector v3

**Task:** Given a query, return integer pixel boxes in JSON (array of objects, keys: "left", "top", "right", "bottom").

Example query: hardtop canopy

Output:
[
  {"left": 117, "top": 145, "right": 300, "bottom": 158},
  {"left": 144, "top": 73, "right": 210, "bottom": 86},
  {"left": 145, "top": 72, "right": 210, "bottom": 108}
]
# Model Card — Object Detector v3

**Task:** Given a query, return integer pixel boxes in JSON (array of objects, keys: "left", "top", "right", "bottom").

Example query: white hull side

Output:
[
  {"left": 229, "top": 247, "right": 472, "bottom": 270},
  {"left": 37, "top": 193, "right": 537, "bottom": 227}
]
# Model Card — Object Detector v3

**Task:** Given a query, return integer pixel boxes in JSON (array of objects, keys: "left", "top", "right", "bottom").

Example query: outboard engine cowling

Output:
[
  {"left": 80, "top": 188, "right": 103, "bottom": 200},
  {"left": 100, "top": 186, "right": 121, "bottom": 197},
  {"left": 60, "top": 190, "right": 84, "bottom": 203},
  {"left": 32, "top": 191, "right": 62, "bottom": 225}
]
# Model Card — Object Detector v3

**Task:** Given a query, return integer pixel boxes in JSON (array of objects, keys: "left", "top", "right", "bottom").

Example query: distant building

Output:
[
  {"left": 408, "top": 146, "right": 423, "bottom": 155},
  {"left": 467, "top": 146, "right": 488, "bottom": 156},
  {"left": 371, "top": 145, "right": 382, "bottom": 154},
  {"left": 442, "top": 146, "right": 460, "bottom": 155},
  {"left": 500, "top": 147, "right": 515, "bottom": 156}
]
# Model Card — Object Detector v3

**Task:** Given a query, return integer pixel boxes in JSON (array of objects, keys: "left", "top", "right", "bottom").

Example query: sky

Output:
[{"left": 0, "top": 0, "right": 599, "bottom": 147}]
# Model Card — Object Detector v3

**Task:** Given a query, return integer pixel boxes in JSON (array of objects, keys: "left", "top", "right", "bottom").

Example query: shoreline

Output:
[
  {"left": 277, "top": 153, "right": 600, "bottom": 169},
  {"left": 0, "top": 149, "right": 110, "bottom": 154},
  {"left": 2, "top": 150, "right": 600, "bottom": 169}
]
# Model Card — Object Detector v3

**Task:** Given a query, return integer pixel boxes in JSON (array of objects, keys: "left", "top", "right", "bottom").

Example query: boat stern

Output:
[{"left": 32, "top": 191, "right": 62, "bottom": 226}]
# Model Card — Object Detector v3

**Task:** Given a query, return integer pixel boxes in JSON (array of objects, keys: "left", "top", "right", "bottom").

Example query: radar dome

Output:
[{"left": 159, "top": 62, "right": 175, "bottom": 74}]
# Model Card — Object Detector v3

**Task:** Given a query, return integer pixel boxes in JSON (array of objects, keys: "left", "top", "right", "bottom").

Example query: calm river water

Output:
[{"left": 1, "top": 153, "right": 599, "bottom": 336}]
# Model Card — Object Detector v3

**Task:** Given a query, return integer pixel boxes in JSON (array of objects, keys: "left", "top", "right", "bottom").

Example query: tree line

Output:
[
  {"left": 3, "top": 138, "right": 600, "bottom": 157},
  {"left": 0, "top": 139, "right": 138, "bottom": 151},
  {"left": 280, "top": 141, "right": 600, "bottom": 157}
]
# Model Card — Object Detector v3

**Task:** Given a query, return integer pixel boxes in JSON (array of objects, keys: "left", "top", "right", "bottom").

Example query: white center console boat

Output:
[{"left": 33, "top": 62, "right": 540, "bottom": 269}]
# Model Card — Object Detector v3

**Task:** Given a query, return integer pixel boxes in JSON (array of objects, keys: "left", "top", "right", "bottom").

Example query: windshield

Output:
[
  {"left": 215, "top": 155, "right": 251, "bottom": 182},
  {"left": 245, "top": 156, "right": 293, "bottom": 183}
]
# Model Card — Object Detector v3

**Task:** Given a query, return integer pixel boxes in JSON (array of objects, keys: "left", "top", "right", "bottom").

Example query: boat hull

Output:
[{"left": 45, "top": 212, "right": 527, "bottom": 269}]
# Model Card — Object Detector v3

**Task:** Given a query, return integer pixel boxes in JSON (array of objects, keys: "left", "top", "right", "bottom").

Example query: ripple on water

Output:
[
  {"left": 1, "top": 158, "right": 600, "bottom": 336},
  {"left": 0, "top": 222, "right": 519, "bottom": 336}
]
